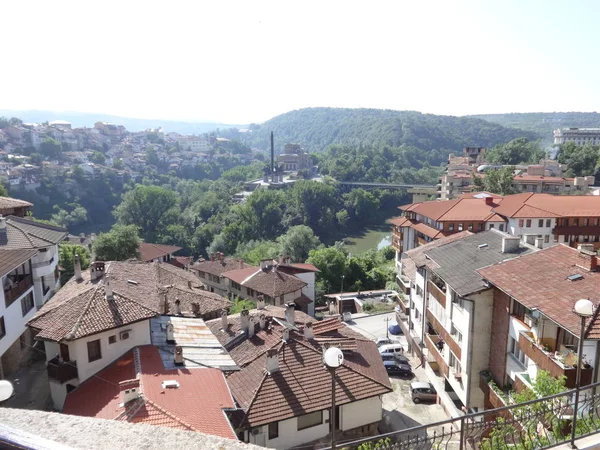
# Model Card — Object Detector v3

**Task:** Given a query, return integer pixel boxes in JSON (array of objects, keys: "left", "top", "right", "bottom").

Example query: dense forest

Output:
[
  {"left": 469, "top": 112, "right": 600, "bottom": 145},
  {"left": 244, "top": 107, "right": 538, "bottom": 153}
]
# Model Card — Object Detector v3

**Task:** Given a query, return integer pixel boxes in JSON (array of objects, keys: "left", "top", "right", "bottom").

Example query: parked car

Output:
[
  {"left": 388, "top": 322, "right": 402, "bottom": 335},
  {"left": 381, "top": 353, "right": 409, "bottom": 364},
  {"left": 384, "top": 360, "right": 413, "bottom": 377},
  {"left": 379, "top": 343, "right": 405, "bottom": 356},
  {"left": 375, "top": 337, "right": 394, "bottom": 347},
  {"left": 411, "top": 381, "right": 437, "bottom": 403}
]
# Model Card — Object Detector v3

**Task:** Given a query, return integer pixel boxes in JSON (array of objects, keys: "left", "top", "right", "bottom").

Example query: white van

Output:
[{"left": 378, "top": 343, "right": 405, "bottom": 357}]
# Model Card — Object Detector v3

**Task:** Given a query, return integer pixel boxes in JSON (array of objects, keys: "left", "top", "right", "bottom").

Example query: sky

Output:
[{"left": 1, "top": 0, "right": 599, "bottom": 124}]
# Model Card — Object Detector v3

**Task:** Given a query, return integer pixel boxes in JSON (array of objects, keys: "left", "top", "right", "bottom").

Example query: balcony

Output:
[
  {"left": 427, "top": 280, "right": 446, "bottom": 307},
  {"left": 425, "top": 334, "right": 449, "bottom": 377},
  {"left": 426, "top": 309, "right": 462, "bottom": 360},
  {"left": 47, "top": 357, "right": 78, "bottom": 384},
  {"left": 518, "top": 331, "right": 593, "bottom": 389},
  {"left": 4, "top": 273, "right": 33, "bottom": 307}
]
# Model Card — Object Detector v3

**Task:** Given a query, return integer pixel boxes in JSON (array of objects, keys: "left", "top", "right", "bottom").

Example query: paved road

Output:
[{"left": 347, "top": 313, "right": 407, "bottom": 348}]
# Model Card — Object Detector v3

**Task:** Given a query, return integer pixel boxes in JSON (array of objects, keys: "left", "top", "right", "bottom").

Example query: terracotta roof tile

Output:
[
  {"left": 478, "top": 245, "right": 600, "bottom": 338},
  {"left": 138, "top": 243, "right": 182, "bottom": 262},
  {"left": 63, "top": 346, "right": 236, "bottom": 439},
  {"left": 0, "top": 196, "right": 32, "bottom": 209},
  {"left": 190, "top": 257, "right": 251, "bottom": 276},
  {"left": 0, "top": 248, "right": 37, "bottom": 278},
  {"left": 398, "top": 197, "right": 504, "bottom": 223},
  {"left": 0, "top": 216, "right": 67, "bottom": 249},
  {"left": 223, "top": 266, "right": 307, "bottom": 298},
  {"left": 492, "top": 193, "right": 600, "bottom": 218}
]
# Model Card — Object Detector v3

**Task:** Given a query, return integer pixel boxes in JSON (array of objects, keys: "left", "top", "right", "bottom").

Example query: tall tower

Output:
[{"left": 270, "top": 131, "right": 275, "bottom": 182}]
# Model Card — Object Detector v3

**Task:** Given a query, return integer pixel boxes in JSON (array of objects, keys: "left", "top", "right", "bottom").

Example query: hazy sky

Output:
[{"left": 1, "top": 0, "right": 598, "bottom": 124}]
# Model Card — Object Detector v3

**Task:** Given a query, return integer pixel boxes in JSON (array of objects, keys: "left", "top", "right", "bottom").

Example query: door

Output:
[
  {"left": 253, "top": 431, "right": 266, "bottom": 447},
  {"left": 60, "top": 343, "right": 70, "bottom": 362}
]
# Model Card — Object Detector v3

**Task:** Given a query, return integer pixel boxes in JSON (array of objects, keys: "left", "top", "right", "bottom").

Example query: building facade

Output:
[{"left": 554, "top": 128, "right": 600, "bottom": 146}]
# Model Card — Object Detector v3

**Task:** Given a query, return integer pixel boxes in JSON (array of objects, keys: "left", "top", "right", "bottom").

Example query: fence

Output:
[{"left": 323, "top": 380, "right": 600, "bottom": 450}]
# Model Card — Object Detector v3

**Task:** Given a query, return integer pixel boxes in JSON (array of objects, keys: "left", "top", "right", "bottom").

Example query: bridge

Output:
[{"left": 335, "top": 180, "right": 437, "bottom": 192}]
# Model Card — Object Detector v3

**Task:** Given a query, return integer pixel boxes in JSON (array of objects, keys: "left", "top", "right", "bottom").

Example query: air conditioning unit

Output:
[
  {"left": 120, "top": 330, "right": 131, "bottom": 340},
  {"left": 251, "top": 428, "right": 260, "bottom": 436}
]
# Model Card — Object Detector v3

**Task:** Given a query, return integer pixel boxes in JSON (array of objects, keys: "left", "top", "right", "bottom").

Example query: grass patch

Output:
[{"left": 362, "top": 302, "right": 396, "bottom": 315}]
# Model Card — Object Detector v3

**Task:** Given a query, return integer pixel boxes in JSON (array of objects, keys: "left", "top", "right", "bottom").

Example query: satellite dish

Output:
[
  {"left": 323, "top": 346, "right": 344, "bottom": 369},
  {"left": 0, "top": 380, "right": 14, "bottom": 401}
]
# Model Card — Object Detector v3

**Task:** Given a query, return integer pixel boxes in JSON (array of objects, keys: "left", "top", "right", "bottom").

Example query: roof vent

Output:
[
  {"left": 568, "top": 274, "right": 584, "bottom": 282},
  {"left": 478, "top": 243, "right": 488, "bottom": 249},
  {"left": 127, "top": 279, "right": 138, "bottom": 285},
  {"left": 161, "top": 380, "right": 180, "bottom": 389}
]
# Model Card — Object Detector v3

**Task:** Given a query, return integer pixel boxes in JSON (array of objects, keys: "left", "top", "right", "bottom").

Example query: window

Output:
[
  {"left": 538, "top": 219, "right": 544, "bottom": 228},
  {"left": 544, "top": 235, "right": 549, "bottom": 244},
  {"left": 499, "top": 224, "right": 504, "bottom": 231},
  {"left": 108, "top": 335, "right": 117, "bottom": 344},
  {"left": 458, "top": 223, "right": 463, "bottom": 231},
  {"left": 297, "top": 410, "right": 323, "bottom": 430},
  {"left": 268, "top": 421, "right": 279, "bottom": 440},
  {"left": 546, "top": 219, "right": 551, "bottom": 227},
  {"left": 0, "top": 316, "right": 5, "bottom": 339},
  {"left": 21, "top": 292, "right": 34, "bottom": 316},
  {"left": 511, "top": 300, "right": 528, "bottom": 321},
  {"left": 231, "top": 281, "right": 241, "bottom": 290},
  {"left": 574, "top": 218, "right": 579, "bottom": 226},
  {"left": 467, "top": 223, "right": 473, "bottom": 231},
  {"left": 87, "top": 339, "right": 102, "bottom": 362},
  {"left": 519, "top": 219, "right": 524, "bottom": 227},
  {"left": 198, "top": 271, "right": 205, "bottom": 279},
  {"left": 448, "top": 224, "right": 454, "bottom": 231},
  {"left": 279, "top": 295, "right": 284, "bottom": 305},
  {"left": 594, "top": 218, "right": 599, "bottom": 226},
  {"left": 489, "top": 224, "right": 494, "bottom": 229},
  {"left": 508, "top": 336, "right": 528, "bottom": 367},
  {"left": 451, "top": 324, "right": 463, "bottom": 343},
  {"left": 583, "top": 218, "right": 589, "bottom": 226},
  {"left": 449, "top": 352, "right": 461, "bottom": 373},
  {"left": 554, "top": 234, "right": 559, "bottom": 242},
  {"left": 478, "top": 223, "right": 484, "bottom": 231},
  {"left": 526, "top": 220, "right": 531, "bottom": 228},
  {"left": 42, "top": 276, "right": 49, "bottom": 295}
]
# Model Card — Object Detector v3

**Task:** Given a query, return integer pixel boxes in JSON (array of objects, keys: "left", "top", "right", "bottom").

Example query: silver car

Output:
[{"left": 411, "top": 381, "right": 437, "bottom": 403}]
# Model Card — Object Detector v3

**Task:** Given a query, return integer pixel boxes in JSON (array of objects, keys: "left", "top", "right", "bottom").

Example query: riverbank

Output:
[{"left": 343, "top": 225, "right": 392, "bottom": 254}]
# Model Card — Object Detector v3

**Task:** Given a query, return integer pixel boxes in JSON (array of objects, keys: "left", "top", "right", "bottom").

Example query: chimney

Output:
[
  {"left": 174, "top": 299, "right": 181, "bottom": 315},
  {"left": 534, "top": 237, "right": 544, "bottom": 249},
  {"left": 119, "top": 379, "right": 140, "bottom": 406},
  {"left": 282, "top": 328, "right": 290, "bottom": 342},
  {"left": 266, "top": 348, "right": 279, "bottom": 373},
  {"left": 257, "top": 295, "right": 265, "bottom": 310},
  {"left": 187, "top": 280, "right": 192, "bottom": 289},
  {"left": 73, "top": 254, "right": 83, "bottom": 282},
  {"left": 239, "top": 259, "right": 244, "bottom": 269},
  {"left": 304, "top": 322, "right": 314, "bottom": 339},
  {"left": 485, "top": 196, "right": 494, "bottom": 206},
  {"left": 501, "top": 236, "right": 521, "bottom": 253},
  {"left": 248, "top": 316, "right": 256, "bottom": 338},
  {"left": 260, "top": 259, "right": 272, "bottom": 271},
  {"left": 524, "top": 235, "right": 536, "bottom": 245},
  {"left": 90, "top": 261, "right": 105, "bottom": 281},
  {"left": 221, "top": 309, "right": 228, "bottom": 329},
  {"left": 210, "top": 253, "right": 215, "bottom": 261},
  {"left": 174, "top": 345, "right": 184, "bottom": 366},
  {"left": 576, "top": 245, "right": 598, "bottom": 272},
  {"left": 158, "top": 293, "right": 167, "bottom": 314},
  {"left": 285, "top": 302, "right": 295, "bottom": 324},
  {"left": 104, "top": 275, "right": 113, "bottom": 300},
  {"left": 191, "top": 302, "right": 200, "bottom": 316},
  {"left": 279, "top": 254, "right": 283, "bottom": 264},
  {"left": 259, "top": 314, "right": 266, "bottom": 330},
  {"left": 240, "top": 309, "right": 250, "bottom": 333},
  {"left": 166, "top": 321, "right": 176, "bottom": 344},
  {"left": 0, "top": 215, "right": 6, "bottom": 231}
]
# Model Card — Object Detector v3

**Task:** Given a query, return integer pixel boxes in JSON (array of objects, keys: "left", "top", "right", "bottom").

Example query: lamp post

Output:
[
  {"left": 570, "top": 298, "right": 594, "bottom": 449},
  {"left": 324, "top": 346, "right": 344, "bottom": 450},
  {"left": 340, "top": 275, "right": 345, "bottom": 295}
]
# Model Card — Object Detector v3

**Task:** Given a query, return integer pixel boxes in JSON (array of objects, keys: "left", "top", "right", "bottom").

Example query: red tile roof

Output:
[
  {"left": 492, "top": 193, "right": 600, "bottom": 218},
  {"left": 398, "top": 197, "right": 504, "bottom": 223},
  {"left": 478, "top": 245, "right": 600, "bottom": 339},
  {"left": 190, "top": 257, "right": 251, "bottom": 276},
  {"left": 138, "top": 243, "right": 182, "bottom": 262},
  {"left": 223, "top": 266, "right": 307, "bottom": 298},
  {"left": 63, "top": 346, "right": 236, "bottom": 439},
  {"left": 283, "top": 262, "right": 320, "bottom": 272}
]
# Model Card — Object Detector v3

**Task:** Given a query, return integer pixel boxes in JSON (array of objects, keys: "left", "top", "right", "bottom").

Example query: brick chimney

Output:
[
  {"left": 576, "top": 245, "right": 598, "bottom": 272},
  {"left": 119, "top": 379, "right": 140, "bottom": 406},
  {"left": 304, "top": 322, "right": 314, "bottom": 339},
  {"left": 240, "top": 309, "right": 250, "bottom": 333},
  {"left": 90, "top": 261, "right": 105, "bottom": 281},
  {"left": 266, "top": 348, "right": 279, "bottom": 374},
  {"left": 485, "top": 196, "right": 494, "bottom": 206},
  {"left": 248, "top": 316, "right": 256, "bottom": 338},
  {"left": 73, "top": 254, "right": 83, "bottom": 282},
  {"left": 285, "top": 302, "right": 295, "bottom": 324},
  {"left": 104, "top": 274, "right": 113, "bottom": 300},
  {"left": 259, "top": 314, "right": 266, "bottom": 330}
]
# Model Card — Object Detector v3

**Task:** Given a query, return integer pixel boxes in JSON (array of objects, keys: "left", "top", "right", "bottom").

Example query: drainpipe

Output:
[
  {"left": 421, "top": 270, "right": 428, "bottom": 367},
  {"left": 465, "top": 297, "right": 475, "bottom": 411}
]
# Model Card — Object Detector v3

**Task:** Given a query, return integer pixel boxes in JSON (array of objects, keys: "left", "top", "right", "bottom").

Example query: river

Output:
[{"left": 343, "top": 227, "right": 392, "bottom": 255}]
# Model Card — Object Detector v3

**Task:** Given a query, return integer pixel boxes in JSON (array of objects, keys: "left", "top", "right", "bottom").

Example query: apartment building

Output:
[
  {"left": 478, "top": 244, "right": 600, "bottom": 404},
  {"left": 554, "top": 128, "right": 600, "bottom": 146},
  {"left": 399, "top": 230, "right": 535, "bottom": 416}
]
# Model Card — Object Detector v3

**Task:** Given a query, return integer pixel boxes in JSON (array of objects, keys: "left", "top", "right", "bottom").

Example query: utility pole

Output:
[{"left": 383, "top": 316, "right": 392, "bottom": 339}]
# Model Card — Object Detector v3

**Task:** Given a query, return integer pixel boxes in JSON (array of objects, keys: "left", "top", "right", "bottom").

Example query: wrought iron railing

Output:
[{"left": 324, "top": 380, "right": 600, "bottom": 450}]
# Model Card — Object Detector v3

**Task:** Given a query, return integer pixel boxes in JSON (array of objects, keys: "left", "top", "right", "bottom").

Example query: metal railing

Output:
[{"left": 324, "top": 380, "right": 600, "bottom": 450}]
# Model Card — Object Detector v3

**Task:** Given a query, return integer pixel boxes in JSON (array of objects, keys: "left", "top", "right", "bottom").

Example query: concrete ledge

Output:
[{"left": 554, "top": 434, "right": 600, "bottom": 450}]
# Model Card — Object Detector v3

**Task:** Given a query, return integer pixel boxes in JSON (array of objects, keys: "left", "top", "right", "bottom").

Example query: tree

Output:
[
  {"left": 307, "top": 246, "right": 348, "bottom": 293},
  {"left": 277, "top": 225, "right": 321, "bottom": 263},
  {"left": 92, "top": 224, "right": 141, "bottom": 261},
  {"left": 475, "top": 166, "right": 516, "bottom": 195},
  {"left": 90, "top": 151, "right": 106, "bottom": 165},
  {"left": 58, "top": 244, "right": 91, "bottom": 285},
  {"left": 40, "top": 138, "right": 62, "bottom": 159},
  {"left": 234, "top": 240, "right": 281, "bottom": 265},
  {"left": 113, "top": 185, "right": 179, "bottom": 242},
  {"left": 0, "top": 183, "right": 8, "bottom": 197},
  {"left": 30, "top": 153, "right": 43, "bottom": 165},
  {"left": 485, "top": 137, "right": 546, "bottom": 165},
  {"left": 112, "top": 159, "right": 125, "bottom": 170},
  {"left": 229, "top": 297, "right": 256, "bottom": 314}
]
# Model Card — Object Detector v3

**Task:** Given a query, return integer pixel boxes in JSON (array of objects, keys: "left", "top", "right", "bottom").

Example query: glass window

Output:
[
  {"left": 544, "top": 235, "right": 549, "bottom": 243},
  {"left": 489, "top": 224, "right": 494, "bottom": 229},
  {"left": 268, "top": 421, "right": 279, "bottom": 440},
  {"left": 21, "top": 292, "right": 34, "bottom": 316},
  {"left": 87, "top": 339, "right": 102, "bottom": 362},
  {"left": 108, "top": 335, "right": 117, "bottom": 344},
  {"left": 574, "top": 219, "right": 579, "bottom": 226},
  {"left": 468, "top": 224, "right": 473, "bottom": 231},
  {"left": 478, "top": 223, "right": 484, "bottom": 231},
  {"left": 0, "top": 316, "right": 5, "bottom": 339},
  {"left": 538, "top": 219, "right": 544, "bottom": 228},
  {"left": 519, "top": 219, "right": 524, "bottom": 227},
  {"left": 499, "top": 224, "right": 504, "bottom": 231},
  {"left": 564, "top": 235, "right": 569, "bottom": 243},
  {"left": 458, "top": 224, "right": 463, "bottom": 231},
  {"left": 594, "top": 218, "right": 599, "bottom": 226},
  {"left": 526, "top": 220, "right": 531, "bottom": 228},
  {"left": 583, "top": 218, "right": 589, "bottom": 226},
  {"left": 448, "top": 224, "right": 454, "bottom": 231},
  {"left": 297, "top": 410, "right": 323, "bottom": 430},
  {"left": 546, "top": 219, "right": 551, "bottom": 227}
]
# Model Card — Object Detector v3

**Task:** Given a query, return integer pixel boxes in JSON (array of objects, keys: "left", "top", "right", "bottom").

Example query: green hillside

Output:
[
  {"left": 245, "top": 107, "right": 538, "bottom": 153},
  {"left": 468, "top": 112, "right": 600, "bottom": 145}
]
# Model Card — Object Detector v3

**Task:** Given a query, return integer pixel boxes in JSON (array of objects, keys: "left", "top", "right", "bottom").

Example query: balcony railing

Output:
[
  {"left": 325, "top": 380, "right": 600, "bottom": 450},
  {"left": 426, "top": 309, "right": 462, "bottom": 360},
  {"left": 32, "top": 256, "right": 55, "bottom": 269},
  {"left": 47, "top": 357, "right": 78, "bottom": 384},
  {"left": 427, "top": 280, "right": 446, "bottom": 307},
  {"left": 518, "top": 331, "right": 593, "bottom": 389},
  {"left": 425, "top": 334, "right": 449, "bottom": 378},
  {"left": 4, "top": 273, "right": 33, "bottom": 307}
]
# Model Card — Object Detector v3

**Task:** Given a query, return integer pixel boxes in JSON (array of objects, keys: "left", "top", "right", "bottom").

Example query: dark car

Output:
[
  {"left": 383, "top": 360, "right": 413, "bottom": 377},
  {"left": 381, "top": 353, "right": 409, "bottom": 364}
]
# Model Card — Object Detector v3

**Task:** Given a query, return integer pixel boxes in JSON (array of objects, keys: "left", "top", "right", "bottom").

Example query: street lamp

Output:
[
  {"left": 570, "top": 298, "right": 594, "bottom": 449},
  {"left": 324, "top": 346, "right": 344, "bottom": 450},
  {"left": 340, "top": 275, "right": 345, "bottom": 295}
]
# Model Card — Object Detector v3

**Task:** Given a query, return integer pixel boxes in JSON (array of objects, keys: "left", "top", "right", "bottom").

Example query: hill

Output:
[
  {"left": 0, "top": 109, "right": 245, "bottom": 135},
  {"left": 244, "top": 107, "right": 539, "bottom": 153},
  {"left": 468, "top": 112, "right": 600, "bottom": 145}
]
